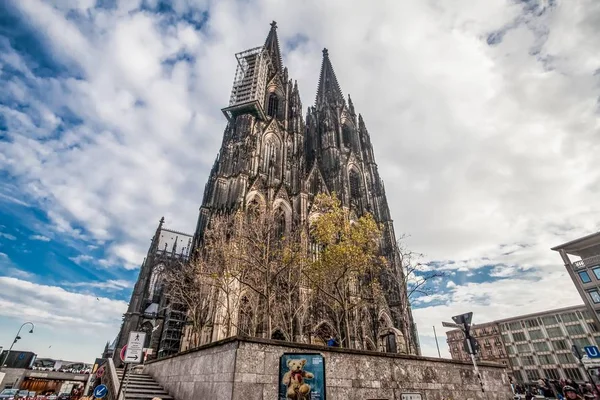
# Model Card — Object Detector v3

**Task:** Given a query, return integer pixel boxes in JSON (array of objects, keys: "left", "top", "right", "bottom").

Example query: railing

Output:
[{"left": 572, "top": 255, "right": 600, "bottom": 270}]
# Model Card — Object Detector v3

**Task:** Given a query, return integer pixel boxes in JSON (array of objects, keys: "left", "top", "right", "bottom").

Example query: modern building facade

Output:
[
  {"left": 114, "top": 22, "right": 419, "bottom": 359},
  {"left": 446, "top": 305, "right": 600, "bottom": 384},
  {"left": 553, "top": 232, "right": 600, "bottom": 329}
]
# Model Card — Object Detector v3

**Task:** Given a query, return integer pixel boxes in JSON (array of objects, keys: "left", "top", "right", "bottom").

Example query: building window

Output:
[
  {"left": 566, "top": 324, "right": 585, "bottom": 336},
  {"left": 542, "top": 316, "right": 558, "bottom": 326},
  {"left": 595, "top": 336, "right": 600, "bottom": 347},
  {"left": 538, "top": 354, "right": 555, "bottom": 365},
  {"left": 547, "top": 327, "right": 564, "bottom": 338},
  {"left": 525, "top": 319, "right": 540, "bottom": 328},
  {"left": 544, "top": 369, "right": 560, "bottom": 380},
  {"left": 592, "top": 267, "right": 600, "bottom": 280},
  {"left": 509, "top": 322, "right": 522, "bottom": 331},
  {"left": 502, "top": 333, "right": 511, "bottom": 343},
  {"left": 579, "top": 271, "right": 592, "bottom": 283},
  {"left": 588, "top": 322, "right": 599, "bottom": 333},
  {"left": 517, "top": 343, "right": 531, "bottom": 353},
  {"left": 267, "top": 93, "right": 279, "bottom": 118},
  {"left": 348, "top": 169, "right": 361, "bottom": 202},
  {"left": 562, "top": 312, "right": 579, "bottom": 323},
  {"left": 510, "top": 356, "right": 520, "bottom": 366},
  {"left": 513, "top": 331, "right": 527, "bottom": 342},
  {"left": 588, "top": 290, "right": 600, "bottom": 304},
  {"left": 533, "top": 342, "right": 550, "bottom": 352},
  {"left": 552, "top": 339, "right": 568, "bottom": 351},
  {"left": 525, "top": 370, "right": 539, "bottom": 381},
  {"left": 557, "top": 353, "right": 575, "bottom": 364},
  {"left": 529, "top": 329, "right": 544, "bottom": 340},
  {"left": 507, "top": 345, "right": 515, "bottom": 354},
  {"left": 565, "top": 368, "right": 584, "bottom": 381},
  {"left": 514, "top": 370, "right": 525, "bottom": 382},
  {"left": 573, "top": 337, "right": 592, "bottom": 349},
  {"left": 522, "top": 355, "right": 536, "bottom": 366}
]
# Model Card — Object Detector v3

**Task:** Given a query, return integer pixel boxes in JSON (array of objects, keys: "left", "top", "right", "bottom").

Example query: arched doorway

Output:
[{"left": 271, "top": 329, "right": 286, "bottom": 341}]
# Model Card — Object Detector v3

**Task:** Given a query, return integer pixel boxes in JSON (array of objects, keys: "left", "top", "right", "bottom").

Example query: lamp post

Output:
[{"left": 0, "top": 322, "right": 35, "bottom": 371}]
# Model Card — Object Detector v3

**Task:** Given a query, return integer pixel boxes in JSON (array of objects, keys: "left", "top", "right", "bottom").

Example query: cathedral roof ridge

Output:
[
  {"left": 315, "top": 48, "right": 345, "bottom": 107},
  {"left": 160, "top": 227, "right": 193, "bottom": 238}
]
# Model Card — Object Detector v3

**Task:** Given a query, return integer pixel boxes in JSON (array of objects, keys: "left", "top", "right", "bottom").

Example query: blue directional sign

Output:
[
  {"left": 94, "top": 384, "right": 108, "bottom": 399},
  {"left": 584, "top": 346, "right": 600, "bottom": 359}
]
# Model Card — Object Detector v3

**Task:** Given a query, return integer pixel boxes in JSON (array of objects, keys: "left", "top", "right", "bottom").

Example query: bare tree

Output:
[
  {"left": 396, "top": 234, "right": 445, "bottom": 300},
  {"left": 161, "top": 259, "right": 215, "bottom": 349},
  {"left": 226, "top": 203, "right": 306, "bottom": 339}
]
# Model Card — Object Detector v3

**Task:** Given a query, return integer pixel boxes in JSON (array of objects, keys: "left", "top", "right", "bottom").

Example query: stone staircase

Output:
[{"left": 116, "top": 368, "right": 173, "bottom": 400}]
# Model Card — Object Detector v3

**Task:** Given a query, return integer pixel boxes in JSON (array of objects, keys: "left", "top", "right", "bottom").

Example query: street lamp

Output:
[{"left": 0, "top": 322, "right": 35, "bottom": 371}]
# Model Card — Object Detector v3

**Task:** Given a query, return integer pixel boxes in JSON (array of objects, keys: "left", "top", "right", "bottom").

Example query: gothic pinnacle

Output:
[{"left": 315, "top": 48, "right": 344, "bottom": 107}]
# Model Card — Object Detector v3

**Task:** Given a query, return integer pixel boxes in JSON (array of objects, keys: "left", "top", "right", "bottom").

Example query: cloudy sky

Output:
[{"left": 0, "top": 0, "right": 598, "bottom": 362}]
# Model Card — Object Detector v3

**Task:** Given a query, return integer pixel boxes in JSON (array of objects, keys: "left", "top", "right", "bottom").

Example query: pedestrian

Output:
[{"left": 564, "top": 386, "right": 584, "bottom": 400}]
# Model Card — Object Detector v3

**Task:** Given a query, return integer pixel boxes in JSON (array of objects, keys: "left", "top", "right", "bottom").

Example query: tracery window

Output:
[
  {"left": 342, "top": 124, "right": 352, "bottom": 149},
  {"left": 263, "top": 139, "right": 277, "bottom": 173},
  {"left": 274, "top": 208, "right": 286, "bottom": 238},
  {"left": 267, "top": 93, "right": 279, "bottom": 118},
  {"left": 349, "top": 169, "right": 361, "bottom": 201}
]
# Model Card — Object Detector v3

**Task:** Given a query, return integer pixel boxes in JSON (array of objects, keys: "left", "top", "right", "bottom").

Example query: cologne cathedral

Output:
[{"left": 111, "top": 22, "right": 420, "bottom": 363}]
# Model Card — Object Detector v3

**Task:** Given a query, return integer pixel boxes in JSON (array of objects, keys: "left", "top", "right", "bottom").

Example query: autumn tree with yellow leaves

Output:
[{"left": 305, "top": 193, "right": 385, "bottom": 349}]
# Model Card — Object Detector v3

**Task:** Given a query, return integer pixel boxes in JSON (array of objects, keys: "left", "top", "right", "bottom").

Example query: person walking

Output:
[{"left": 564, "top": 386, "right": 584, "bottom": 400}]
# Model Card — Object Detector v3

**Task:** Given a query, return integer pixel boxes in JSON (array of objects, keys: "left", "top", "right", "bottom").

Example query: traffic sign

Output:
[
  {"left": 585, "top": 346, "right": 600, "bottom": 359},
  {"left": 124, "top": 331, "right": 146, "bottom": 364},
  {"left": 452, "top": 312, "right": 473, "bottom": 326},
  {"left": 119, "top": 345, "right": 128, "bottom": 362},
  {"left": 442, "top": 321, "right": 462, "bottom": 329},
  {"left": 93, "top": 384, "right": 108, "bottom": 399}
]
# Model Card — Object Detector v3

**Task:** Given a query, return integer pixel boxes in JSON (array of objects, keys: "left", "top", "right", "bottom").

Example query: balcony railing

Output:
[{"left": 572, "top": 255, "right": 600, "bottom": 270}]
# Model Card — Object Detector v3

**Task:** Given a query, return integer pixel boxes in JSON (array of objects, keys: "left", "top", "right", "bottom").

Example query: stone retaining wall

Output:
[{"left": 144, "top": 336, "right": 512, "bottom": 400}]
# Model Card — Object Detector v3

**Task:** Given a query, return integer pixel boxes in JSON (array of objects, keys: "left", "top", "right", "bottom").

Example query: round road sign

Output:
[
  {"left": 119, "top": 345, "right": 128, "bottom": 362},
  {"left": 93, "top": 384, "right": 108, "bottom": 399}
]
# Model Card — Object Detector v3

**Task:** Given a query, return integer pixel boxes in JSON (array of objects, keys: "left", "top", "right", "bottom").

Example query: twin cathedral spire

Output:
[
  {"left": 190, "top": 22, "right": 419, "bottom": 354},
  {"left": 194, "top": 21, "right": 391, "bottom": 239},
  {"left": 114, "top": 22, "right": 420, "bottom": 360}
]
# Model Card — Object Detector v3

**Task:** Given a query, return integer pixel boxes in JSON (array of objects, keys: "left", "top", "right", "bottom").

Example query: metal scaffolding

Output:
[{"left": 222, "top": 46, "right": 272, "bottom": 121}]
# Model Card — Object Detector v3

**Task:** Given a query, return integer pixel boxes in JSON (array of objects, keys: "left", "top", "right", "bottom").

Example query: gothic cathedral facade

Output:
[{"left": 114, "top": 22, "right": 420, "bottom": 361}]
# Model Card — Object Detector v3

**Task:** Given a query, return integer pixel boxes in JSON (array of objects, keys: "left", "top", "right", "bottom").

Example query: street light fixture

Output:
[{"left": 0, "top": 322, "right": 35, "bottom": 371}]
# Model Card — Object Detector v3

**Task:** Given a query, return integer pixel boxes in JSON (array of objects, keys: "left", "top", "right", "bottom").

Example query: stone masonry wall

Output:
[
  {"left": 144, "top": 340, "right": 237, "bottom": 400},
  {"left": 145, "top": 337, "right": 513, "bottom": 400}
]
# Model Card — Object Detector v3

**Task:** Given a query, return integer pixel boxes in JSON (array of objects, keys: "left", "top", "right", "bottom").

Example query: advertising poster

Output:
[{"left": 278, "top": 353, "right": 326, "bottom": 400}]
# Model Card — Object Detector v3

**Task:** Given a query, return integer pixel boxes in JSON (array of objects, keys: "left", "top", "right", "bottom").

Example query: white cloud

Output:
[
  {"left": 0, "top": 0, "right": 599, "bottom": 357},
  {"left": 0, "top": 253, "right": 31, "bottom": 278},
  {"left": 68, "top": 254, "right": 93, "bottom": 264},
  {"left": 0, "top": 276, "right": 127, "bottom": 361},
  {"left": 0, "top": 232, "right": 17, "bottom": 241},
  {"left": 65, "top": 279, "right": 133, "bottom": 291},
  {"left": 413, "top": 265, "right": 584, "bottom": 357},
  {"left": 0, "top": 276, "right": 127, "bottom": 328},
  {"left": 29, "top": 234, "right": 51, "bottom": 242}
]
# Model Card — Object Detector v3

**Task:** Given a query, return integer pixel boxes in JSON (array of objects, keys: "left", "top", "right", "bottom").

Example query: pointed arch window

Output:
[
  {"left": 147, "top": 264, "right": 165, "bottom": 302},
  {"left": 342, "top": 124, "right": 352, "bottom": 149},
  {"left": 262, "top": 139, "right": 278, "bottom": 173},
  {"left": 274, "top": 207, "right": 286, "bottom": 238},
  {"left": 267, "top": 93, "right": 279, "bottom": 119},
  {"left": 349, "top": 169, "right": 362, "bottom": 202},
  {"left": 247, "top": 199, "right": 261, "bottom": 223}
]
